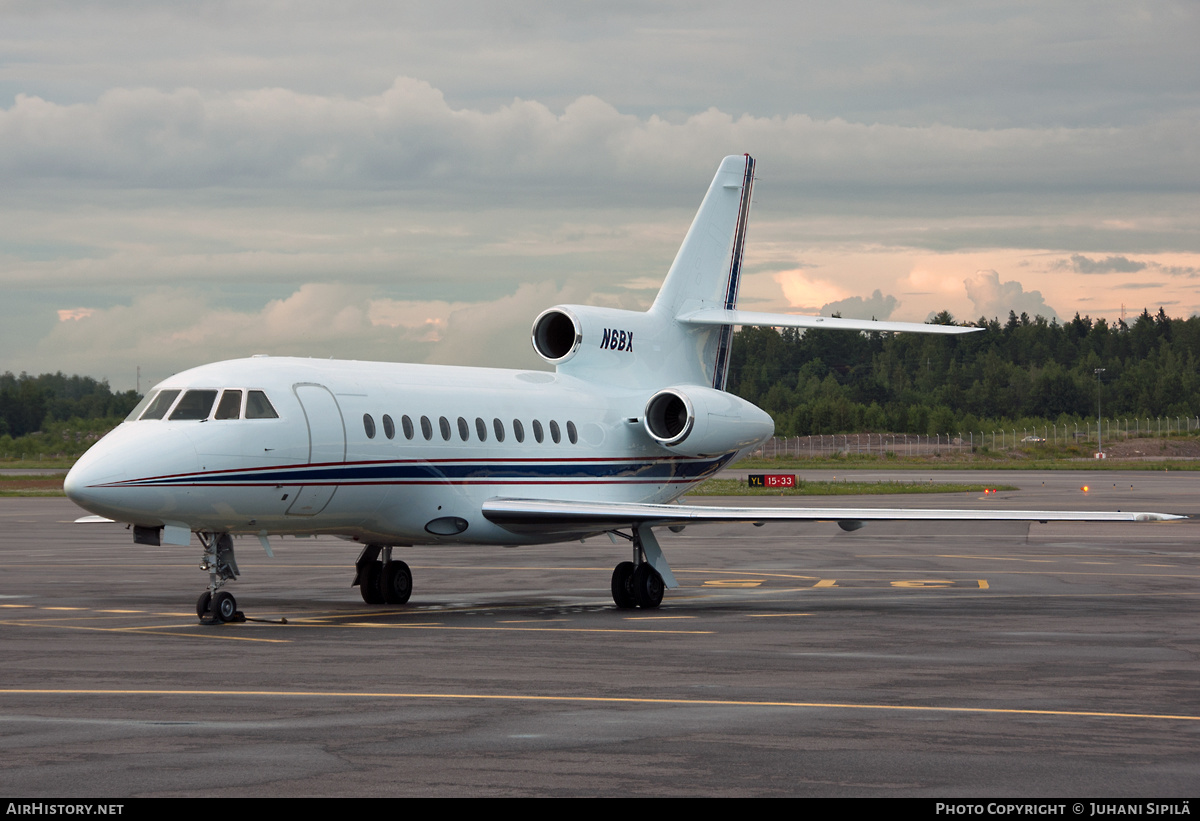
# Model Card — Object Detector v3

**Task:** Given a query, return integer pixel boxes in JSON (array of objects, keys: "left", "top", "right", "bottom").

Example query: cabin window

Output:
[
  {"left": 140, "top": 390, "right": 180, "bottom": 420},
  {"left": 169, "top": 390, "right": 218, "bottom": 421},
  {"left": 549, "top": 420, "right": 561, "bottom": 444},
  {"left": 402, "top": 415, "right": 415, "bottom": 440},
  {"left": 475, "top": 417, "right": 487, "bottom": 442},
  {"left": 457, "top": 416, "right": 470, "bottom": 441},
  {"left": 532, "top": 419, "right": 544, "bottom": 443},
  {"left": 567, "top": 420, "right": 578, "bottom": 444},
  {"left": 512, "top": 419, "right": 524, "bottom": 443},
  {"left": 246, "top": 391, "right": 279, "bottom": 419},
  {"left": 493, "top": 418, "right": 505, "bottom": 443},
  {"left": 126, "top": 392, "right": 157, "bottom": 421},
  {"left": 420, "top": 416, "right": 433, "bottom": 440},
  {"left": 382, "top": 414, "right": 395, "bottom": 439},
  {"left": 363, "top": 414, "right": 376, "bottom": 439},
  {"left": 215, "top": 390, "right": 242, "bottom": 420},
  {"left": 439, "top": 416, "right": 452, "bottom": 441}
]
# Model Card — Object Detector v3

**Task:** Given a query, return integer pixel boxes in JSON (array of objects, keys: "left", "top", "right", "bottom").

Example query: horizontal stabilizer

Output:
[
  {"left": 483, "top": 497, "right": 1183, "bottom": 537},
  {"left": 677, "top": 308, "right": 982, "bottom": 335}
]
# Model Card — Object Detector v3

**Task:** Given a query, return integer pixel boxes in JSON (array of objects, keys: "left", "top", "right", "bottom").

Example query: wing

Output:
[{"left": 482, "top": 497, "right": 1184, "bottom": 537}]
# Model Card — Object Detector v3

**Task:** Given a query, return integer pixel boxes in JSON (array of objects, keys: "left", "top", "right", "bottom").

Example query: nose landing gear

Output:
[{"left": 197, "top": 532, "right": 244, "bottom": 624}]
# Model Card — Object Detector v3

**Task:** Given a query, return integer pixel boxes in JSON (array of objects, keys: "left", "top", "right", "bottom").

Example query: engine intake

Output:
[
  {"left": 644, "top": 390, "right": 694, "bottom": 445},
  {"left": 531, "top": 308, "right": 582, "bottom": 364}
]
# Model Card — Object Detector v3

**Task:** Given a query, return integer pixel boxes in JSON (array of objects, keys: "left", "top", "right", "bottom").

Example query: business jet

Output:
[{"left": 64, "top": 155, "right": 1182, "bottom": 623}]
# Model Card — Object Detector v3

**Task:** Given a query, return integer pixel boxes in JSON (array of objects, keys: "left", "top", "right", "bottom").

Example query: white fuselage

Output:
[{"left": 64, "top": 356, "right": 755, "bottom": 546}]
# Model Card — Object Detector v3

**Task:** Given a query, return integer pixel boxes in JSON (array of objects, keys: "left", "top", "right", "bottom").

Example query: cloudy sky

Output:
[{"left": 2, "top": 1, "right": 1198, "bottom": 391}]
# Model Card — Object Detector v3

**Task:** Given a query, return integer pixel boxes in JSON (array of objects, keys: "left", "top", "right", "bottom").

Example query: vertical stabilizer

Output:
[
  {"left": 531, "top": 156, "right": 758, "bottom": 391},
  {"left": 649, "top": 154, "right": 755, "bottom": 389}
]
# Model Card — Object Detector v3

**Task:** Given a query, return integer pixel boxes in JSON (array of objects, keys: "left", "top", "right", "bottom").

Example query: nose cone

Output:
[
  {"left": 65, "top": 423, "right": 199, "bottom": 523},
  {"left": 64, "top": 437, "right": 124, "bottom": 513}
]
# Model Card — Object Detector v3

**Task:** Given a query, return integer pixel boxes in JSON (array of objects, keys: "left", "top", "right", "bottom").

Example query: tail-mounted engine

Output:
[
  {"left": 531, "top": 305, "right": 658, "bottom": 378},
  {"left": 643, "top": 385, "right": 774, "bottom": 458}
]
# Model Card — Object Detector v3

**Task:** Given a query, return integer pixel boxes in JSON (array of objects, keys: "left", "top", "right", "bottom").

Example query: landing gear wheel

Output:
[
  {"left": 632, "top": 564, "right": 664, "bottom": 609},
  {"left": 611, "top": 561, "right": 636, "bottom": 609},
  {"left": 196, "top": 591, "right": 212, "bottom": 620},
  {"left": 382, "top": 561, "right": 412, "bottom": 604},
  {"left": 212, "top": 590, "right": 238, "bottom": 623},
  {"left": 360, "top": 562, "right": 384, "bottom": 604}
]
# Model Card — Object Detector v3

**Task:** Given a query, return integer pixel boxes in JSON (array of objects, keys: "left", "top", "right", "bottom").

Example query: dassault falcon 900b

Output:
[{"left": 64, "top": 155, "right": 1182, "bottom": 623}]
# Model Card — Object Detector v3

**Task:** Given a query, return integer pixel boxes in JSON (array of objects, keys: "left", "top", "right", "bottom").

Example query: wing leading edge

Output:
[{"left": 482, "top": 497, "right": 1184, "bottom": 537}]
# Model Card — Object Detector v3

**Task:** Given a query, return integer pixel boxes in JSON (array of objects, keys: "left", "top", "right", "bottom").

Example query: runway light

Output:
[{"left": 1081, "top": 485, "right": 1090, "bottom": 493}]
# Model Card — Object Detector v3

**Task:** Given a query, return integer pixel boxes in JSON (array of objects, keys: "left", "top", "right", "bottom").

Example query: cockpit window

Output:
[
  {"left": 215, "top": 390, "right": 242, "bottom": 420},
  {"left": 169, "top": 390, "right": 218, "bottom": 421},
  {"left": 246, "top": 390, "right": 279, "bottom": 419},
  {"left": 126, "top": 392, "right": 157, "bottom": 422},
  {"left": 139, "top": 390, "right": 181, "bottom": 420}
]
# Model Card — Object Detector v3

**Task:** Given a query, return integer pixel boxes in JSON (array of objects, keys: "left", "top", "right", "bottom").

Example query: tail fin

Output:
[
  {"left": 651, "top": 154, "right": 756, "bottom": 317},
  {"left": 650, "top": 155, "right": 755, "bottom": 389}
]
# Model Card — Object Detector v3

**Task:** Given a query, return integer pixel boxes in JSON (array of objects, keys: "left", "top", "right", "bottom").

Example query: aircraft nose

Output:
[{"left": 65, "top": 424, "right": 199, "bottom": 521}]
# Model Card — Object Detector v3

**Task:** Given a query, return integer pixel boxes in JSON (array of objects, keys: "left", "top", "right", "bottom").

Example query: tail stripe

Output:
[{"left": 711, "top": 155, "right": 756, "bottom": 390}]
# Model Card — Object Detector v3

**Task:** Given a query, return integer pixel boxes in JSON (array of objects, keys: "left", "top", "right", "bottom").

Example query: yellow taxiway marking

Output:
[
  {"left": 346, "top": 623, "right": 712, "bottom": 634},
  {"left": 497, "top": 619, "right": 571, "bottom": 624},
  {"left": 810, "top": 579, "right": 988, "bottom": 590},
  {"left": 0, "top": 604, "right": 33, "bottom": 609},
  {"left": 43, "top": 607, "right": 85, "bottom": 611},
  {"left": 622, "top": 615, "right": 696, "bottom": 620},
  {"left": 2, "top": 688, "right": 1195, "bottom": 723},
  {"left": 702, "top": 579, "right": 764, "bottom": 588}
]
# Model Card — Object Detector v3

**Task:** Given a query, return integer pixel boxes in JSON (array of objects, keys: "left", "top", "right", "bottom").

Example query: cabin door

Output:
[{"left": 286, "top": 383, "right": 346, "bottom": 516}]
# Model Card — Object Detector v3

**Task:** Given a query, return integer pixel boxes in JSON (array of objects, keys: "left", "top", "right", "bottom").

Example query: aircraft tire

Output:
[
  {"left": 632, "top": 564, "right": 664, "bottom": 609},
  {"left": 611, "top": 561, "right": 637, "bottom": 608},
  {"left": 196, "top": 591, "right": 212, "bottom": 620},
  {"left": 213, "top": 591, "right": 238, "bottom": 623},
  {"left": 360, "top": 562, "right": 384, "bottom": 604},
  {"left": 382, "top": 561, "right": 413, "bottom": 605}
]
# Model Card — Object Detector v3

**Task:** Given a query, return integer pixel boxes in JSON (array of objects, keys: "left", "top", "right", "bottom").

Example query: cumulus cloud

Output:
[
  {"left": 1, "top": 77, "right": 1197, "bottom": 204},
  {"left": 1064, "top": 254, "right": 1147, "bottom": 273},
  {"left": 26, "top": 280, "right": 622, "bottom": 386},
  {"left": 772, "top": 270, "right": 847, "bottom": 312},
  {"left": 963, "top": 269, "right": 1058, "bottom": 322},
  {"left": 820, "top": 289, "right": 899, "bottom": 320}
]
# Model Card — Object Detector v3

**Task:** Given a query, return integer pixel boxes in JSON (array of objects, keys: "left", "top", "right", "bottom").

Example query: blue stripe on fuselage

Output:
[{"left": 100, "top": 454, "right": 736, "bottom": 488}]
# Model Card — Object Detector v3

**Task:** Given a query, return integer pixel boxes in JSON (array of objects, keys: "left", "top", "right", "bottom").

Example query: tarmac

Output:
[{"left": 1, "top": 470, "right": 1197, "bottom": 796}]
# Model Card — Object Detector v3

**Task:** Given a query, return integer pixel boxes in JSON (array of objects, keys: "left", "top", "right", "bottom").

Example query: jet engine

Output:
[{"left": 643, "top": 385, "right": 774, "bottom": 458}]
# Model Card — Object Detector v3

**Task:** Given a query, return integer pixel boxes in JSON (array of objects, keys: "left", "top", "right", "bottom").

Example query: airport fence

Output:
[{"left": 753, "top": 416, "right": 1200, "bottom": 459}]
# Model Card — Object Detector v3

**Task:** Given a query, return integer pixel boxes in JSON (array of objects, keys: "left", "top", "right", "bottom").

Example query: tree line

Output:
[
  {"left": 0, "top": 372, "right": 141, "bottom": 439},
  {"left": 725, "top": 308, "right": 1200, "bottom": 437},
  {"left": 3, "top": 306, "right": 1198, "bottom": 449}
]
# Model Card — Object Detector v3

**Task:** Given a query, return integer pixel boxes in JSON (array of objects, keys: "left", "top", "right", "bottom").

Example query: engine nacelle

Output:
[
  {"left": 643, "top": 385, "right": 774, "bottom": 458},
  {"left": 531, "top": 304, "right": 650, "bottom": 366}
]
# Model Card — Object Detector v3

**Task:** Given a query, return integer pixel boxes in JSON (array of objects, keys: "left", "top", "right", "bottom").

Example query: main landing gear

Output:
[
  {"left": 610, "top": 525, "right": 673, "bottom": 609},
  {"left": 354, "top": 544, "right": 412, "bottom": 605},
  {"left": 197, "top": 532, "right": 243, "bottom": 624}
]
